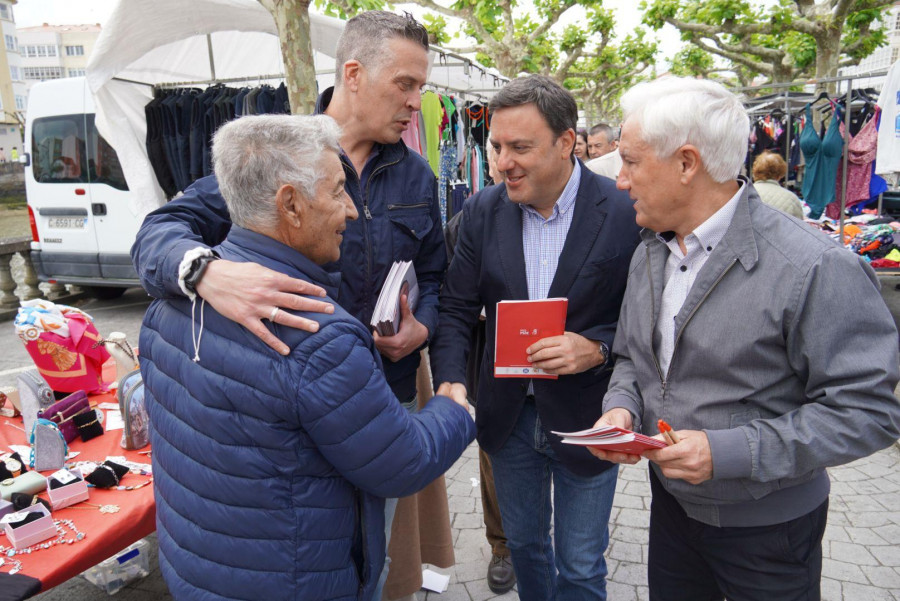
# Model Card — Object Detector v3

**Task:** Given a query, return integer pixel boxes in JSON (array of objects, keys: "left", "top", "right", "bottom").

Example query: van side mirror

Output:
[{"left": 19, "top": 152, "right": 29, "bottom": 167}]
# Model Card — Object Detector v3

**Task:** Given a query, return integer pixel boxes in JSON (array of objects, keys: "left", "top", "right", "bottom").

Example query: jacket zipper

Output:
[
  {"left": 361, "top": 154, "right": 402, "bottom": 319},
  {"left": 387, "top": 202, "right": 429, "bottom": 211},
  {"left": 355, "top": 489, "right": 368, "bottom": 594},
  {"left": 661, "top": 258, "right": 738, "bottom": 395}
]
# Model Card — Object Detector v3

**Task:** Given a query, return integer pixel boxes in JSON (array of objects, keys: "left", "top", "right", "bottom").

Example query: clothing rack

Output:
[{"left": 732, "top": 68, "right": 891, "bottom": 242}]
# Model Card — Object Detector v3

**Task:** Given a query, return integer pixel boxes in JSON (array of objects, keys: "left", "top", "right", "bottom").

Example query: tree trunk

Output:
[
  {"left": 259, "top": 0, "right": 318, "bottom": 115},
  {"left": 815, "top": 26, "right": 842, "bottom": 95}
]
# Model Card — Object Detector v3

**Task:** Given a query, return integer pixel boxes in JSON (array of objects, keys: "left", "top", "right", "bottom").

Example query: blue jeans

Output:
[
  {"left": 371, "top": 392, "right": 420, "bottom": 600},
  {"left": 490, "top": 401, "right": 617, "bottom": 601}
]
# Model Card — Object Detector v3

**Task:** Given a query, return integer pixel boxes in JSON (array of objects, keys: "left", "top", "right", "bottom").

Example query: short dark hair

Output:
[
  {"left": 335, "top": 11, "right": 429, "bottom": 81},
  {"left": 488, "top": 75, "right": 578, "bottom": 138},
  {"left": 589, "top": 123, "right": 615, "bottom": 140}
]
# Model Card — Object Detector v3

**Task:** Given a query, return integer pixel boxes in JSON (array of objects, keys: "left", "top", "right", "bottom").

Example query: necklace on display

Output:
[
  {"left": 1, "top": 518, "right": 86, "bottom": 565},
  {"left": 68, "top": 501, "right": 121, "bottom": 514}
]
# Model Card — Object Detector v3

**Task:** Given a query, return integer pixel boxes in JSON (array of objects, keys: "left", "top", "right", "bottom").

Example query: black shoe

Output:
[{"left": 487, "top": 554, "right": 516, "bottom": 594}]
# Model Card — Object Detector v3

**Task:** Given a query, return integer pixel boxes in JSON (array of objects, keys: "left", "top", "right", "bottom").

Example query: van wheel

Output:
[{"left": 84, "top": 286, "right": 127, "bottom": 300}]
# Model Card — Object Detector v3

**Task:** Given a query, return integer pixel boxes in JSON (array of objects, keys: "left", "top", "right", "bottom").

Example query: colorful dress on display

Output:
[{"left": 800, "top": 103, "right": 844, "bottom": 219}]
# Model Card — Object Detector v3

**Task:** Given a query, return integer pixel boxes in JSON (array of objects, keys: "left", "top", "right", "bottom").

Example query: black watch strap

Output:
[{"left": 183, "top": 255, "right": 218, "bottom": 294}]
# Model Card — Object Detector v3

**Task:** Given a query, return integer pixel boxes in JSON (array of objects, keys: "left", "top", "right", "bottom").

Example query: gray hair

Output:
[
  {"left": 211, "top": 115, "right": 342, "bottom": 231},
  {"left": 489, "top": 75, "right": 578, "bottom": 139},
  {"left": 620, "top": 76, "right": 749, "bottom": 183},
  {"left": 589, "top": 123, "right": 616, "bottom": 141},
  {"left": 335, "top": 11, "right": 429, "bottom": 82}
]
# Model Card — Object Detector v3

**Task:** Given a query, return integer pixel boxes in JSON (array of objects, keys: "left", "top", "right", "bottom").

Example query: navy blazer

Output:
[{"left": 431, "top": 165, "right": 641, "bottom": 477}]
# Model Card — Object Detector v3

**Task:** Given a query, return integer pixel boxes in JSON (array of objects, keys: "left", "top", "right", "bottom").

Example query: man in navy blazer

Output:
[{"left": 430, "top": 75, "right": 641, "bottom": 600}]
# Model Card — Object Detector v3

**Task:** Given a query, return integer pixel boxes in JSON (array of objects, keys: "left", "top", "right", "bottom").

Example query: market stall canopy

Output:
[{"left": 86, "top": 0, "right": 507, "bottom": 216}]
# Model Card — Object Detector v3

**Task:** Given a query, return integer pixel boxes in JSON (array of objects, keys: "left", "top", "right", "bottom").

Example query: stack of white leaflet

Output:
[{"left": 370, "top": 261, "right": 419, "bottom": 336}]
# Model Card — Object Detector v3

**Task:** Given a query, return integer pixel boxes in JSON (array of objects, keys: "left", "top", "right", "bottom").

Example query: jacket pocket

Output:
[{"left": 389, "top": 205, "right": 434, "bottom": 261}]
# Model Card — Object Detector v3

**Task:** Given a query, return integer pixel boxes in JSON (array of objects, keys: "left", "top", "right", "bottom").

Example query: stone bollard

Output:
[
  {"left": 0, "top": 253, "right": 16, "bottom": 309},
  {"left": 18, "top": 250, "right": 45, "bottom": 301}
]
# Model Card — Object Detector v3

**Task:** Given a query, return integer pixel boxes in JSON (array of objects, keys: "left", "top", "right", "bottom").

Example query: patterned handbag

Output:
[{"left": 117, "top": 369, "right": 149, "bottom": 450}]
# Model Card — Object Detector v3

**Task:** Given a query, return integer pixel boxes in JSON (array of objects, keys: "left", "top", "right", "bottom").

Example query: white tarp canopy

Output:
[{"left": 86, "top": 0, "right": 507, "bottom": 217}]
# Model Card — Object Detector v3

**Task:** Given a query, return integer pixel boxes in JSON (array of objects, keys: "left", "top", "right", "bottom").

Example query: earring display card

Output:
[
  {"left": 3, "top": 503, "right": 54, "bottom": 550},
  {"left": 47, "top": 468, "right": 89, "bottom": 511}
]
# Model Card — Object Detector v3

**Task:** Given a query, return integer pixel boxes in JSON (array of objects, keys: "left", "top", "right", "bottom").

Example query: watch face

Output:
[{"left": 5, "top": 458, "right": 21, "bottom": 475}]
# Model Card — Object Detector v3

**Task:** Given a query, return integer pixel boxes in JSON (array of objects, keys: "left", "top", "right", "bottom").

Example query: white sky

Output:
[{"left": 14, "top": 0, "right": 685, "bottom": 60}]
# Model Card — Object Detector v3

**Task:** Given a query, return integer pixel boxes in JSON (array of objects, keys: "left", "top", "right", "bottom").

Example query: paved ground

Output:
[{"left": 1, "top": 287, "right": 899, "bottom": 600}]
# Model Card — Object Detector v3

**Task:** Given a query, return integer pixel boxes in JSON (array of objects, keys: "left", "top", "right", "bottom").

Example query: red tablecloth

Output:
[{"left": 0, "top": 362, "right": 155, "bottom": 592}]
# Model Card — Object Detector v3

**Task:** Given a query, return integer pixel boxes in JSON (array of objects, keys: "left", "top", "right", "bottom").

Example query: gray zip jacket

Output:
[{"left": 604, "top": 183, "right": 900, "bottom": 527}]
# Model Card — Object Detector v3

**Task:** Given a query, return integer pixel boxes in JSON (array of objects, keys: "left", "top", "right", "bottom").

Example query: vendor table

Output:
[{"left": 0, "top": 362, "right": 154, "bottom": 599}]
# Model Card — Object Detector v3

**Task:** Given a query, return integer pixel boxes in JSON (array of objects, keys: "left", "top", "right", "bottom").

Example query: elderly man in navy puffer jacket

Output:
[{"left": 139, "top": 114, "right": 475, "bottom": 601}]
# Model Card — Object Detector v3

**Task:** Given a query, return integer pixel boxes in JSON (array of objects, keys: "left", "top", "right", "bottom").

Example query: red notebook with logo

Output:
[{"left": 494, "top": 298, "right": 568, "bottom": 379}]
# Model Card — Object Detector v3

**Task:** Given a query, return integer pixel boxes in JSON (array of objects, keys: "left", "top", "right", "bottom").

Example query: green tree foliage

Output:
[
  {"left": 316, "top": 0, "right": 657, "bottom": 120},
  {"left": 643, "top": 0, "right": 893, "bottom": 88}
]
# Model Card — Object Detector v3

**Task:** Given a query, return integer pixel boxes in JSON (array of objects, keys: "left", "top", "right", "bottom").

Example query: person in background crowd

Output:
[
  {"left": 592, "top": 76, "right": 900, "bottom": 601},
  {"left": 574, "top": 129, "right": 588, "bottom": 161},
  {"left": 130, "top": 11, "right": 448, "bottom": 600},
  {"left": 587, "top": 123, "right": 617, "bottom": 159},
  {"left": 141, "top": 113, "right": 475, "bottom": 601},
  {"left": 443, "top": 142, "right": 516, "bottom": 595},
  {"left": 751, "top": 151, "right": 805, "bottom": 220},
  {"left": 431, "top": 74, "right": 641, "bottom": 601}
]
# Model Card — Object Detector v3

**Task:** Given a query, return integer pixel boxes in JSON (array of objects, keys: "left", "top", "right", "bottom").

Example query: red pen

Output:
[{"left": 658, "top": 419, "right": 681, "bottom": 445}]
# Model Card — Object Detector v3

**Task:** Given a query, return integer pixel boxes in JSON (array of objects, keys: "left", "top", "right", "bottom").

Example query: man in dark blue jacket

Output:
[
  {"left": 431, "top": 76, "right": 641, "bottom": 600},
  {"left": 142, "top": 113, "right": 475, "bottom": 601},
  {"left": 131, "top": 12, "right": 444, "bottom": 598}
]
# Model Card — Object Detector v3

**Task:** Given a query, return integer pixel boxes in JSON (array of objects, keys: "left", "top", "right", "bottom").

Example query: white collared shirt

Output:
[{"left": 655, "top": 182, "right": 744, "bottom": 377}]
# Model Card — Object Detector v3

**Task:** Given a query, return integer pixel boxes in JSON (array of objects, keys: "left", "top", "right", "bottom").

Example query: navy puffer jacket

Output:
[{"left": 140, "top": 227, "right": 474, "bottom": 601}]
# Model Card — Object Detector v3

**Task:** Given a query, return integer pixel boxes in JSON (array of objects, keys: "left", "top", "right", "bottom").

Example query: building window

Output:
[
  {"left": 9, "top": 65, "right": 18, "bottom": 80},
  {"left": 4, "top": 34, "right": 14, "bottom": 51},
  {"left": 67, "top": 68, "right": 85, "bottom": 77},
  {"left": 64, "top": 45, "right": 84, "bottom": 57},
  {"left": 23, "top": 66, "right": 63, "bottom": 80},
  {"left": 893, "top": 47, "right": 900, "bottom": 64},
  {"left": 14, "top": 95, "right": 24, "bottom": 111},
  {"left": 0, "top": 5, "right": 9, "bottom": 20},
  {"left": 23, "top": 44, "right": 57, "bottom": 58}
]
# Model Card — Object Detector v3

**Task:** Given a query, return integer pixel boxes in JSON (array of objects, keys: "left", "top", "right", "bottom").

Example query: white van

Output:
[{"left": 24, "top": 77, "right": 138, "bottom": 298}]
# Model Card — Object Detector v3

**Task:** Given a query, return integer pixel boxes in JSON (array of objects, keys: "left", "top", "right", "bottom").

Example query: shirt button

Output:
[
  {"left": 680, "top": 265, "right": 687, "bottom": 272},
  {"left": 707, "top": 246, "right": 712, "bottom": 252},
  {"left": 542, "top": 260, "right": 548, "bottom": 266}
]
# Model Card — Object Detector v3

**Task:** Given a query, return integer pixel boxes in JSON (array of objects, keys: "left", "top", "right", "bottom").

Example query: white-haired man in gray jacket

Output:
[{"left": 591, "top": 76, "right": 900, "bottom": 601}]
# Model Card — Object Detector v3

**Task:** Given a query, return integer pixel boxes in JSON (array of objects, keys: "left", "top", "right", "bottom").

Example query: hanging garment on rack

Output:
[
  {"left": 421, "top": 91, "right": 443, "bottom": 176},
  {"left": 145, "top": 93, "right": 178, "bottom": 198},
  {"left": 449, "top": 181, "right": 469, "bottom": 218},
  {"left": 800, "top": 103, "right": 844, "bottom": 219},
  {"left": 401, "top": 110, "right": 423, "bottom": 155},
  {"left": 827, "top": 106, "right": 880, "bottom": 219},
  {"left": 438, "top": 144, "right": 457, "bottom": 226}
]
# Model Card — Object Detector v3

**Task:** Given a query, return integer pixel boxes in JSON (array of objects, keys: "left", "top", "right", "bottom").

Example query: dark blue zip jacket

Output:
[
  {"left": 131, "top": 87, "right": 446, "bottom": 401},
  {"left": 140, "top": 226, "right": 474, "bottom": 601}
]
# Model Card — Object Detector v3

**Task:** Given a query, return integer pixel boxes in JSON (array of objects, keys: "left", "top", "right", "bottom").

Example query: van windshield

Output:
[{"left": 32, "top": 113, "right": 128, "bottom": 191}]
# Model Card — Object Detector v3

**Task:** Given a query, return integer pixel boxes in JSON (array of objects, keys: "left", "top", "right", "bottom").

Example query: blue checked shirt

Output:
[{"left": 520, "top": 162, "right": 582, "bottom": 300}]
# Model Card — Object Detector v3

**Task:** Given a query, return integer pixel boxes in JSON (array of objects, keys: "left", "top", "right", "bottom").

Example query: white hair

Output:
[
  {"left": 620, "top": 77, "right": 749, "bottom": 183},
  {"left": 211, "top": 115, "right": 342, "bottom": 231}
]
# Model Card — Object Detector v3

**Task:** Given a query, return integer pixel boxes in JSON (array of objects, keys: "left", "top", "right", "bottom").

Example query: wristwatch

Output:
[
  {"left": 183, "top": 255, "right": 219, "bottom": 295},
  {"left": 597, "top": 341, "right": 610, "bottom": 367}
]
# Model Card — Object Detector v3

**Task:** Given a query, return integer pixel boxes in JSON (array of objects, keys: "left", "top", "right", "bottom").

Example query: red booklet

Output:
[
  {"left": 551, "top": 425, "right": 668, "bottom": 455},
  {"left": 494, "top": 298, "right": 568, "bottom": 379}
]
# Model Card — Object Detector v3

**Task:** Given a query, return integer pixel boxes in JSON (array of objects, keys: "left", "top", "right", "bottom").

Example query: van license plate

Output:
[{"left": 47, "top": 217, "right": 86, "bottom": 229}]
